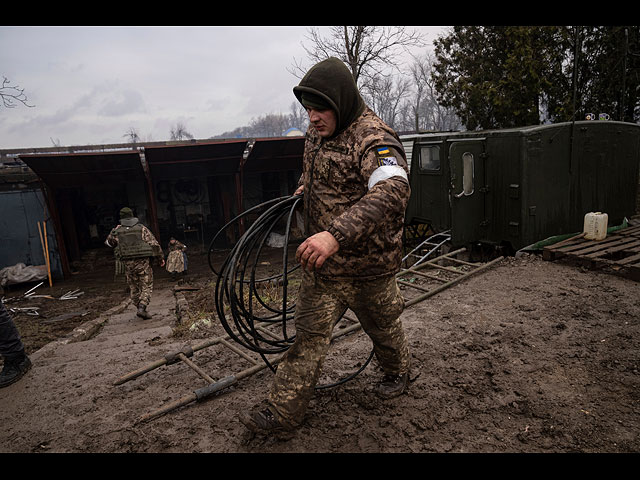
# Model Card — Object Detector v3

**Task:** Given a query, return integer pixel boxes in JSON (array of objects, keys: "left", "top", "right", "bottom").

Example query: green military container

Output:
[{"left": 402, "top": 120, "right": 640, "bottom": 252}]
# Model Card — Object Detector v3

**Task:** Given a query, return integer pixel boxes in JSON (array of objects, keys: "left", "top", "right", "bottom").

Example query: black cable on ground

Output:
[{"left": 209, "top": 194, "right": 374, "bottom": 389}]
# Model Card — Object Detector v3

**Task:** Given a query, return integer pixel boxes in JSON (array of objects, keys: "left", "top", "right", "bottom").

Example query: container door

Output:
[
  {"left": 406, "top": 142, "right": 448, "bottom": 231},
  {"left": 449, "top": 139, "right": 486, "bottom": 246}
]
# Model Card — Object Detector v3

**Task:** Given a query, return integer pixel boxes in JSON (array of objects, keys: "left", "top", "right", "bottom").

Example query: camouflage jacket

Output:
[{"left": 299, "top": 107, "right": 411, "bottom": 279}]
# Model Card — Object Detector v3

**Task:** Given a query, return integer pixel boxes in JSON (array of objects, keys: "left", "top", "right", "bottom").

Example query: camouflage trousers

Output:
[
  {"left": 268, "top": 270, "right": 409, "bottom": 428},
  {"left": 123, "top": 258, "right": 153, "bottom": 307}
]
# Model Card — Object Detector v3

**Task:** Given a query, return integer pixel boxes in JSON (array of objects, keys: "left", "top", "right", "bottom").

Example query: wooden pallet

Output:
[{"left": 543, "top": 224, "right": 640, "bottom": 281}]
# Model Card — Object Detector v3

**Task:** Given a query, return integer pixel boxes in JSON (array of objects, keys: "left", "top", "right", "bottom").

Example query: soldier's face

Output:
[{"left": 306, "top": 107, "right": 337, "bottom": 138}]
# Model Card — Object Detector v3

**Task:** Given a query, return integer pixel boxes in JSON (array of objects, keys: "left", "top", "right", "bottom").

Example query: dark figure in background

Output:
[
  {"left": 0, "top": 302, "right": 32, "bottom": 388},
  {"left": 240, "top": 57, "right": 412, "bottom": 433},
  {"left": 105, "top": 207, "right": 164, "bottom": 319}
]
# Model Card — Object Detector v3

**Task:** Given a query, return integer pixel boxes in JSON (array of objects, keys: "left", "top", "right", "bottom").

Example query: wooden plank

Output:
[
  {"left": 617, "top": 251, "right": 640, "bottom": 265},
  {"left": 42, "top": 311, "right": 89, "bottom": 324},
  {"left": 545, "top": 226, "right": 640, "bottom": 256},
  {"left": 542, "top": 234, "right": 587, "bottom": 259},
  {"left": 614, "top": 224, "right": 640, "bottom": 237},
  {"left": 404, "top": 256, "right": 504, "bottom": 308},
  {"left": 546, "top": 232, "right": 586, "bottom": 249},
  {"left": 560, "top": 235, "right": 635, "bottom": 255},
  {"left": 543, "top": 224, "right": 640, "bottom": 281},
  {"left": 397, "top": 279, "right": 434, "bottom": 293},
  {"left": 551, "top": 233, "right": 632, "bottom": 258},
  {"left": 398, "top": 268, "right": 449, "bottom": 283},
  {"left": 584, "top": 239, "right": 640, "bottom": 258}
]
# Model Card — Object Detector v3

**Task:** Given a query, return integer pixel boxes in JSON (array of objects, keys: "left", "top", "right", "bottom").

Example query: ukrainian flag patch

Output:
[{"left": 376, "top": 146, "right": 398, "bottom": 166}]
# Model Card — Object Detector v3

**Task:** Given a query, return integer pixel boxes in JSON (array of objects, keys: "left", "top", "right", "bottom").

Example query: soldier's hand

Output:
[
  {"left": 160, "top": 259, "right": 165, "bottom": 267},
  {"left": 296, "top": 231, "right": 339, "bottom": 272}
]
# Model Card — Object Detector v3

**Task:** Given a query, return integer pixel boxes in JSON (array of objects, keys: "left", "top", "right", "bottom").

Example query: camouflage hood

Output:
[
  {"left": 121, "top": 217, "right": 139, "bottom": 227},
  {"left": 293, "top": 57, "right": 365, "bottom": 137},
  {"left": 119, "top": 207, "right": 139, "bottom": 227}
]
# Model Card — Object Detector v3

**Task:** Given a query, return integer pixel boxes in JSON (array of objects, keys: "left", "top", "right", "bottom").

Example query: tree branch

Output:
[{"left": 1, "top": 76, "right": 35, "bottom": 108}]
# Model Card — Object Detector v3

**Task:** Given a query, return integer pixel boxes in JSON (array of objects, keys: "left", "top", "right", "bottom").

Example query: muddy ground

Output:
[{"left": 0, "top": 241, "right": 639, "bottom": 454}]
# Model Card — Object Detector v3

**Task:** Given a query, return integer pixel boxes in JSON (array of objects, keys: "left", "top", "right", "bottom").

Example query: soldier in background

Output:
[{"left": 105, "top": 207, "right": 164, "bottom": 319}]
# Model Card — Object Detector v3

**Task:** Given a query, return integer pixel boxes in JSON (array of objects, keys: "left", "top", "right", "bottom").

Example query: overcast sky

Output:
[{"left": 1, "top": 26, "right": 447, "bottom": 150}]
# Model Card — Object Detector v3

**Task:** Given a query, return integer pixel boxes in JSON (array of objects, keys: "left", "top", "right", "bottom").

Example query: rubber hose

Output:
[{"left": 210, "top": 194, "right": 374, "bottom": 388}]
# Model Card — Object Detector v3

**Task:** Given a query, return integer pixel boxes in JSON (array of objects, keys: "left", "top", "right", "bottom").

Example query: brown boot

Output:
[
  {"left": 239, "top": 405, "right": 292, "bottom": 433},
  {"left": 375, "top": 372, "right": 409, "bottom": 399},
  {"left": 136, "top": 304, "right": 152, "bottom": 319}
]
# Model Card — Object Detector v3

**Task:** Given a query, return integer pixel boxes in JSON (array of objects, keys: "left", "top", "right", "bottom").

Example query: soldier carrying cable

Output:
[{"left": 240, "top": 57, "right": 412, "bottom": 433}]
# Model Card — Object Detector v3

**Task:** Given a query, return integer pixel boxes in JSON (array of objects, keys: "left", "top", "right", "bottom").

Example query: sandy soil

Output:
[{"left": 1, "top": 244, "right": 639, "bottom": 453}]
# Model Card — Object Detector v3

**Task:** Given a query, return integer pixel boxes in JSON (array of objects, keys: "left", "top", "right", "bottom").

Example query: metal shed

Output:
[
  {"left": 17, "top": 137, "right": 304, "bottom": 279},
  {"left": 20, "top": 149, "right": 151, "bottom": 277},
  {"left": 143, "top": 137, "right": 303, "bottom": 247}
]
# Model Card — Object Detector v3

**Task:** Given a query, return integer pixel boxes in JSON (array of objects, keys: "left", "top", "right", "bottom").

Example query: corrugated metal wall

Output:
[{"left": 0, "top": 188, "right": 62, "bottom": 277}]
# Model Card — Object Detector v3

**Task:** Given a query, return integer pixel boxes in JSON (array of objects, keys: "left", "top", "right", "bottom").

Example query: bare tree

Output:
[
  {"left": 123, "top": 127, "right": 141, "bottom": 144},
  {"left": 248, "top": 113, "right": 292, "bottom": 137},
  {"left": 289, "top": 101, "right": 309, "bottom": 131},
  {"left": 408, "top": 55, "right": 428, "bottom": 131},
  {"left": 365, "top": 74, "right": 412, "bottom": 129},
  {"left": 291, "top": 26, "right": 425, "bottom": 89},
  {"left": 1, "top": 76, "right": 35, "bottom": 109},
  {"left": 170, "top": 122, "right": 194, "bottom": 141},
  {"left": 288, "top": 27, "right": 461, "bottom": 134},
  {"left": 290, "top": 27, "right": 435, "bottom": 131},
  {"left": 400, "top": 53, "right": 462, "bottom": 132}
]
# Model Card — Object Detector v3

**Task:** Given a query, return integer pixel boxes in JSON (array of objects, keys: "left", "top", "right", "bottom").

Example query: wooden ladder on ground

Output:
[{"left": 114, "top": 248, "right": 503, "bottom": 424}]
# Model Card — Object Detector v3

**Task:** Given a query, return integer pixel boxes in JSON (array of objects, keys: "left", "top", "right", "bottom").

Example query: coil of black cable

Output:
[{"left": 209, "top": 194, "right": 374, "bottom": 387}]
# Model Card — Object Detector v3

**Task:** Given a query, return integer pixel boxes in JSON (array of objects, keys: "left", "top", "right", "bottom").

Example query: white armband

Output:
[{"left": 367, "top": 165, "right": 408, "bottom": 190}]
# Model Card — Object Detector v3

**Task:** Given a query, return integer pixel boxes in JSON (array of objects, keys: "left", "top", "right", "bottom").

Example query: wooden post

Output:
[{"left": 37, "top": 221, "right": 53, "bottom": 287}]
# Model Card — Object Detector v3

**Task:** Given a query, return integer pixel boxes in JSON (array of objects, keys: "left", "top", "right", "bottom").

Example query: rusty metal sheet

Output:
[{"left": 19, "top": 150, "right": 144, "bottom": 187}]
